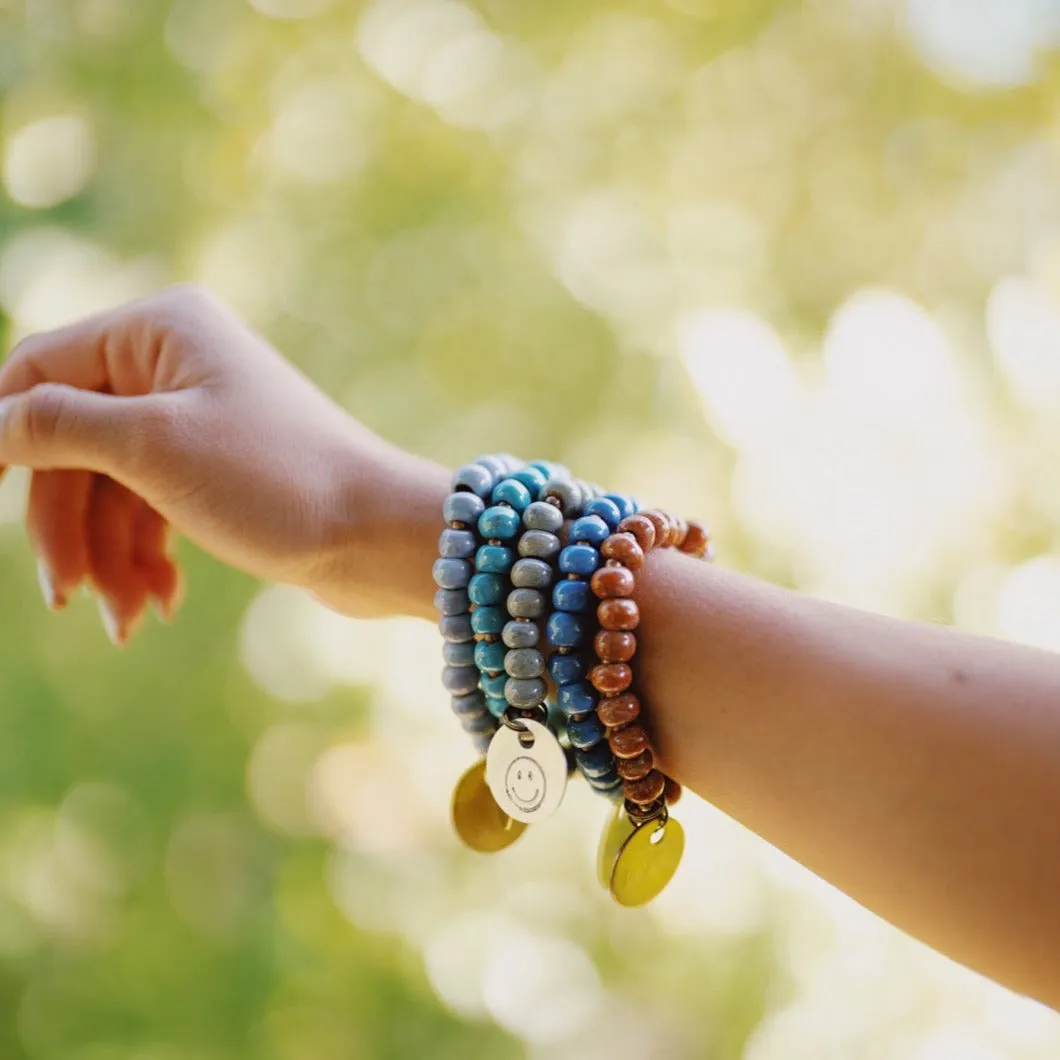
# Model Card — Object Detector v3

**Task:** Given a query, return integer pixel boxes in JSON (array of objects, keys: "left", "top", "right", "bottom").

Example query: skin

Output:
[{"left": 1, "top": 285, "right": 1059, "bottom": 1008}]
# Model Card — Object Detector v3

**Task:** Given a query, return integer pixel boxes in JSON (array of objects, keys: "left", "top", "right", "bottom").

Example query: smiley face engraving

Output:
[{"left": 504, "top": 756, "right": 546, "bottom": 814}]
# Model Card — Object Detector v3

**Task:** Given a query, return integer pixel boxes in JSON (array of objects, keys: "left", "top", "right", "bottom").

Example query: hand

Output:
[{"left": 0, "top": 285, "right": 446, "bottom": 642}]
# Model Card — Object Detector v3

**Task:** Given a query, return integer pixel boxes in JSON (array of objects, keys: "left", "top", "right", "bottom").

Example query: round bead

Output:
[
  {"left": 569, "top": 515, "right": 610, "bottom": 546},
  {"left": 479, "top": 505, "right": 521, "bottom": 540},
  {"left": 604, "top": 493, "right": 637, "bottom": 521},
  {"left": 640, "top": 511, "right": 671, "bottom": 548},
  {"left": 681, "top": 521, "right": 711, "bottom": 557},
  {"left": 546, "top": 611, "right": 587, "bottom": 648},
  {"left": 485, "top": 695, "right": 509, "bottom": 719},
  {"left": 616, "top": 749, "right": 654, "bottom": 781},
  {"left": 588, "top": 772, "right": 623, "bottom": 795},
  {"left": 670, "top": 516, "right": 689, "bottom": 549},
  {"left": 491, "top": 478, "right": 532, "bottom": 512},
  {"left": 552, "top": 579, "right": 592, "bottom": 613},
  {"left": 522, "top": 500, "right": 564, "bottom": 534},
  {"left": 597, "top": 693, "right": 641, "bottom": 728},
  {"left": 433, "top": 557, "right": 472, "bottom": 590},
  {"left": 510, "top": 558, "right": 552, "bottom": 589},
  {"left": 595, "top": 630, "right": 636, "bottom": 663},
  {"left": 510, "top": 466, "right": 548, "bottom": 494},
  {"left": 442, "top": 665, "right": 480, "bottom": 695},
  {"left": 617, "top": 514, "right": 656, "bottom": 552},
  {"left": 567, "top": 713, "right": 605, "bottom": 750},
  {"left": 480, "top": 672, "right": 508, "bottom": 698},
  {"left": 610, "top": 725, "right": 649, "bottom": 759},
  {"left": 575, "top": 741, "right": 615, "bottom": 779},
  {"left": 468, "top": 573, "right": 505, "bottom": 606},
  {"left": 598, "top": 598, "right": 640, "bottom": 631},
  {"left": 451, "top": 463, "right": 495, "bottom": 497},
  {"left": 434, "top": 587, "right": 469, "bottom": 616},
  {"left": 476, "top": 545, "right": 515, "bottom": 574},
  {"left": 461, "top": 711, "right": 497, "bottom": 735},
  {"left": 438, "top": 528, "right": 477, "bottom": 559},
  {"left": 504, "top": 648, "right": 545, "bottom": 680},
  {"left": 558, "top": 544, "right": 600, "bottom": 576},
  {"left": 505, "top": 677, "right": 547, "bottom": 708},
  {"left": 556, "top": 680, "right": 597, "bottom": 717},
  {"left": 590, "top": 565, "right": 635, "bottom": 599},
  {"left": 502, "top": 620, "right": 539, "bottom": 649},
  {"left": 624, "top": 769, "right": 666, "bottom": 806},
  {"left": 451, "top": 691, "right": 486, "bottom": 716},
  {"left": 472, "top": 731, "right": 495, "bottom": 755},
  {"left": 507, "top": 588, "right": 547, "bottom": 620},
  {"left": 518, "top": 529, "right": 561, "bottom": 560},
  {"left": 440, "top": 613, "right": 473, "bottom": 643},
  {"left": 528, "top": 460, "right": 563, "bottom": 479},
  {"left": 443, "top": 640, "right": 476, "bottom": 667},
  {"left": 548, "top": 652, "right": 589, "bottom": 685},
  {"left": 474, "top": 640, "right": 507, "bottom": 672},
  {"left": 443, "top": 492, "right": 486, "bottom": 525},
  {"left": 474, "top": 454, "right": 509, "bottom": 477},
  {"left": 584, "top": 497, "right": 622, "bottom": 530},
  {"left": 590, "top": 662, "right": 633, "bottom": 695},
  {"left": 664, "top": 777, "right": 683, "bottom": 805},
  {"left": 600, "top": 533, "right": 644, "bottom": 570},
  {"left": 541, "top": 478, "right": 583, "bottom": 517},
  {"left": 471, "top": 606, "right": 505, "bottom": 636}
]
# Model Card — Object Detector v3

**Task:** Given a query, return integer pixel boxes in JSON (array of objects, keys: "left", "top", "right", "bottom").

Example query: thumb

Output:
[{"left": 0, "top": 383, "right": 157, "bottom": 478}]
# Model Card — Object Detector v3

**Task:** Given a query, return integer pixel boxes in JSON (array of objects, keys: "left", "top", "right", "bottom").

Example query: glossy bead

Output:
[
  {"left": 528, "top": 460, "right": 563, "bottom": 479},
  {"left": 617, "top": 514, "right": 656, "bottom": 552},
  {"left": 681, "top": 521, "right": 711, "bottom": 557},
  {"left": 504, "top": 647, "right": 545, "bottom": 679},
  {"left": 485, "top": 694, "right": 509, "bottom": 719},
  {"left": 443, "top": 492, "right": 486, "bottom": 525},
  {"left": 522, "top": 500, "right": 564, "bottom": 533},
  {"left": 556, "top": 680, "right": 597, "bottom": 717},
  {"left": 518, "top": 529, "right": 561, "bottom": 560},
  {"left": 590, "top": 662, "right": 633, "bottom": 695},
  {"left": 480, "top": 672, "right": 508, "bottom": 698},
  {"left": 451, "top": 691, "right": 486, "bottom": 716},
  {"left": 443, "top": 640, "right": 476, "bottom": 667},
  {"left": 590, "top": 565, "right": 635, "bottom": 599},
  {"left": 433, "top": 558, "right": 472, "bottom": 590},
  {"left": 604, "top": 493, "right": 636, "bottom": 520},
  {"left": 597, "top": 693, "right": 641, "bottom": 728},
  {"left": 439, "top": 613, "right": 473, "bottom": 643},
  {"left": 624, "top": 769, "right": 666, "bottom": 805},
  {"left": 616, "top": 749, "right": 654, "bottom": 781},
  {"left": 600, "top": 533, "right": 644, "bottom": 570},
  {"left": 610, "top": 724, "right": 649, "bottom": 759},
  {"left": 438, "top": 528, "right": 477, "bottom": 559},
  {"left": 669, "top": 516, "right": 689, "bottom": 549},
  {"left": 451, "top": 463, "right": 494, "bottom": 497},
  {"left": 502, "top": 620, "right": 539, "bottom": 649},
  {"left": 442, "top": 666, "right": 480, "bottom": 696},
  {"left": 567, "top": 713, "right": 605, "bottom": 750},
  {"left": 569, "top": 515, "right": 610, "bottom": 546},
  {"left": 505, "top": 677, "right": 547, "bottom": 708},
  {"left": 472, "top": 730, "right": 495, "bottom": 754},
  {"left": 594, "top": 631, "right": 636, "bottom": 663},
  {"left": 461, "top": 710, "right": 497, "bottom": 735},
  {"left": 510, "top": 466, "right": 547, "bottom": 494},
  {"left": 479, "top": 505, "right": 521, "bottom": 540},
  {"left": 476, "top": 545, "right": 514, "bottom": 574},
  {"left": 546, "top": 611, "right": 587, "bottom": 648},
  {"left": 552, "top": 579, "right": 592, "bottom": 613},
  {"left": 584, "top": 497, "right": 622, "bottom": 530},
  {"left": 640, "top": 511, "right": 671, "bottom": 548},
  {"left": 511, "top": 558, "right": 552, "bottom": 589},
  {"left": 434, "top": 587, "right": 469, "bottom": 616},
  {"left": 471, "top": 606, "right": 505, "bottom": 636},
  {"left": 559, "top": 544, "right": 600, "bottom": 576},
  {"left": 540, "top": 477, "right": 583, "bottom": 517},
  {"left": 664, "top": 777, "right": 683, "bottom": 805},
  {"left": 588, "top": 772, "right": 623, "bottom": 795},
  {"left": 474, "top": 454, "right": 508, "bottom": 476},
  {"left": 491, "top": 478, "right": 532, "bottom": 512},
  {"left": 548, "top": 651, "right": 589, "bottom": 685},
  {"left": 474, "top": 640, "right": 507, "bottom": 672},
  {"left": 507, "top": 588, "right": 547, "bottom": 619},
  {"left": 468, "top": 573, "right": 504, "bottom": 606},
  {"left": 575, "top": 741, "right": 615, "bottom": 779},
  {"left": 598, "top": 598, "right": 640, "bottom": 631}
]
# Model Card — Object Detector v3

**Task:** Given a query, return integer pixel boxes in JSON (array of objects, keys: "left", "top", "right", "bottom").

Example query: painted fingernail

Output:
[
  {"left": 150, "top": 594, "right": 172, "bottom": 624},
  {"left": 36, "top": 559, "right": 65, "bottom": 611},
  {"left": 97, "top": 596, "right": 125, "bottom": 647}
]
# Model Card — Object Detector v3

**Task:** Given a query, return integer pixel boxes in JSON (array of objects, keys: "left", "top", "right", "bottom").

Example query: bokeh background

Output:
[{"left": 2, "top": 0, "right": 1060, "bottom": 1056}]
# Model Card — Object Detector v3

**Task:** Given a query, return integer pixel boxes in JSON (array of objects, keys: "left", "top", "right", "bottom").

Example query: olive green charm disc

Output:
[
  {"left": 609, "top": 815, "right": 685, "bottom": 907},
  {"left": 597, "top": 802, "right": 637, "bottom": 889},
  {"left": 451, "top": 759, "right": 527, "bottom": 853}
]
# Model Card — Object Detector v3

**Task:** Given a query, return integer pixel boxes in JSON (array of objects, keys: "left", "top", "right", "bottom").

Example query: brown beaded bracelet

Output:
[{"left": 590, "top": 510, "right": 713, "bottom": 824}]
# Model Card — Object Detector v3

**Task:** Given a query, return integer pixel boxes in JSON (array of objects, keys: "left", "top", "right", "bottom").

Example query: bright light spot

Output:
[
  {"left": 952, "top": 564, "right": 1008, "bottom": 635},
  {"left": 678, "top": 308, "right": 799, "bottom": 449},
  {"left": 987, "top": 275, "right": 1060, "bottom": 412},
  {"left": 994, "top": 556, "right": 1060, "bottom": 651},
  {"left": 248, "top": 0, "right": 335, "bottom": 18},
  {"left": 482, "top": 928, "right": 603, "bottom": 1044},
  {"left": 908, "top": 1026, "right": 1008, "bottom": 1060},
  {"left": 2, "top": 115, "right": 95, "bottom": 209},
  {"left": 246, "top": 722, "right": 326, "bottom": 836}
]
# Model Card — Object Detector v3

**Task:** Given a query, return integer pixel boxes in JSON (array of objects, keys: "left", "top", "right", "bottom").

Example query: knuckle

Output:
[{"left": 20, "top": 383, "right": 70, "bottom": 446}]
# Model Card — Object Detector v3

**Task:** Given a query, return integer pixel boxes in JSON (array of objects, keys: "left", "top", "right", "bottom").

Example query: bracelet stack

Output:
[{"left": 434, "top": 453, "right": 713, "bottom": 906}]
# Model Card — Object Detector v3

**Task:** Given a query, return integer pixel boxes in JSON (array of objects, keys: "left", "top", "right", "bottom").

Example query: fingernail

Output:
[
  {"left": 36, "top": 559, "right": 65, "bottom": 611},
  {"left": 150, "top": 594, "right": 172, "bottom": 624},
  {"left": 97, "top": 596, "right": 125, "bottom": 647}
]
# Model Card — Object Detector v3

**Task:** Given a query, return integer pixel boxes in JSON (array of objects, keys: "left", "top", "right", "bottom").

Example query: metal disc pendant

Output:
[
  {"left": 609, "top": 816, "right": 685, "bottom": 908},
  {"left": 451, "top": 759, "right": 527, "bottom": 853},
  {"left": 485, "top": 718, "right": 568, "bottom": 823},
  {"left": 597, "top": 802, "right": 636, "bottom": 889}
]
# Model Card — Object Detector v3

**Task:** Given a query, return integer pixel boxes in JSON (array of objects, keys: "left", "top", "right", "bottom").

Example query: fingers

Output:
[
  {"left": 132, "top": 502, "right": 183, "bottom": 621},
  {"left": 27, "top": 469, "right": 94, "bottom": 609}
]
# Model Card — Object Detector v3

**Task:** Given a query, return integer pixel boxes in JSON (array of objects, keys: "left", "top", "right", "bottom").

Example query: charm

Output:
[
  {"left": 451, "top": 759, "right": 527, "bottom": 853},
  {"left": 596, "top": 801, "right": 637, "bottom": 889},
  {"left": 485, "top": 718, "right": 568, "bottom": 823},
  {"left": 609, "top": 814, "right": 685, "bottom": 908}
]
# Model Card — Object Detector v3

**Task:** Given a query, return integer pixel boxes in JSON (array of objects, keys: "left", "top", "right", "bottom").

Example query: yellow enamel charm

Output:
[
  {"left": 608, "top": 813, "right": 685, "bottom": 907},
  {"left": 451, "top": 759, "right": 527, "bottom": 853},
  {"left": 597, "top": 801, "right": 637, "bottom": 889}
]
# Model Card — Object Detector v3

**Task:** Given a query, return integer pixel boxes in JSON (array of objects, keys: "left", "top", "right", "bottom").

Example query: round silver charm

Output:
[{"left": 485, "top": 718, "right": 568, "bottom": 823}]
